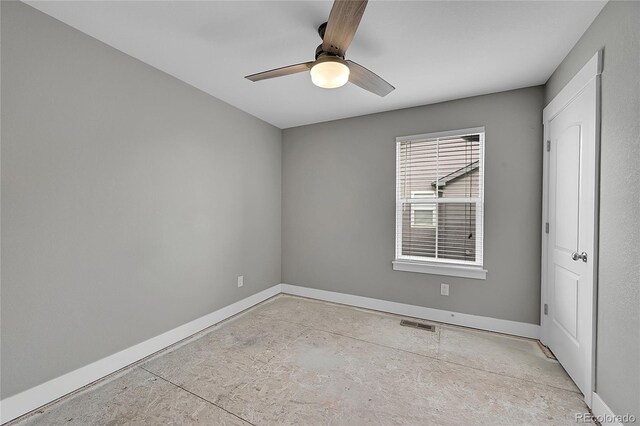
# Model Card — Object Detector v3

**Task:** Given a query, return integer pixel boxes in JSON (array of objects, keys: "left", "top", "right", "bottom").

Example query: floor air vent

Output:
[{"left": 400, "top": 319, "right": 435, "bottom": 332}]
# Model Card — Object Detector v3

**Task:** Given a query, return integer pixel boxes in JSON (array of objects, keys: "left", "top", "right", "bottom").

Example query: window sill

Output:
[{"left": 392, "top": 260, "right": 487, "bottom": 280}]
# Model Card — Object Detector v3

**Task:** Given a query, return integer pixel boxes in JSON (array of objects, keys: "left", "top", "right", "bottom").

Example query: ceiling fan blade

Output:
[
  {"left": 322, "top": 0, "right": 368, "bottom": 57},
  {"left": 245, "top": 62, "right": 313, "bottom": 82},
  {"left": 347, "top": 60, "right": 394, "bottom": 97}
]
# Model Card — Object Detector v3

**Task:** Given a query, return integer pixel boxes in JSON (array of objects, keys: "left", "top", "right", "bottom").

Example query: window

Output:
[
  {"left": 393, "top": 127, "right": 486, "bottom": 279},
  {"left": 410, "top": 191, "right": 437, "bottom": 228}
]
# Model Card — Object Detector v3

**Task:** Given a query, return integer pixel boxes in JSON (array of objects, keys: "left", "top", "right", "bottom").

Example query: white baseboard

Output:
[
  {"left": 280, "top": 284, "right": 540, "bottom": 339},
  {"left": 1, "top": 282, "right": 543, "bottom": 424},
  {"left": 591, "top": 392, "right": 626, "bottom": 425},
  {"left": 0, "top": 284, "right": 282, "bottom": 424}
]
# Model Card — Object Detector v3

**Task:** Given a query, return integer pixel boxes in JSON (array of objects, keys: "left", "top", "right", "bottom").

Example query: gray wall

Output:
[
  {"left": 282, "top": 86, "right": 544, "bottom": 324},
  {"left": 545, "top": 0, "right": 640, "bottom": 420},
  {"left": 1, "top": 2, "right": 281, "bottom": 399}
]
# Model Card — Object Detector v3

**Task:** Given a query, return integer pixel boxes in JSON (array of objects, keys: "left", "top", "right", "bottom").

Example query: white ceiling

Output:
[{"left": 26, "top": 1, "right": 606, "bottom": 129}]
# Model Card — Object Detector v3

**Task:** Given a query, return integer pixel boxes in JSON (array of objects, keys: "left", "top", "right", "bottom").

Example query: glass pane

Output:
[
  {"left": 399, "top": 134, "right": 482, "bottom": 200},
  {"left": 398, "top": 140, "right": 438, "bottom": 199},
  {"left": 412, "top": 207, "right": 436, "bottom": 227},
  {"left": 437, "top": 202, "right": 477, "bottom": 262},
  {"left": 437, "top": 135, "right": 482, "bottom": 199},
  {"left": 414, "top": 209, "right": 435, "bottom": 227},
  {"left": 401, "top": 202, "right": 436, "bottom": 258},
  {"left": 400, "top": 201, "right": 478, "bottom": 262}
]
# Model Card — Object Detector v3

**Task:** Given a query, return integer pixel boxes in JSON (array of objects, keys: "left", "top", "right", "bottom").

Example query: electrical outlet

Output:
[
  {"left": 441, "top": 283, "right": 449, "bottom": 296},
  {"left": 237, "top": 275, "right": 243, "bottom": 288}
]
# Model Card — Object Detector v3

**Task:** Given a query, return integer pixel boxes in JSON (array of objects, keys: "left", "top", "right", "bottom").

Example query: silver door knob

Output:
[{"left": 571, "top": 251, "right": 588, "bottom": 262}]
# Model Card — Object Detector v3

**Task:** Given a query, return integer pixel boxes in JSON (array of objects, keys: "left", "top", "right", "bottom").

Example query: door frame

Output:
[{"left": 540, "top": 50, "right": 602, "bottom": 408}]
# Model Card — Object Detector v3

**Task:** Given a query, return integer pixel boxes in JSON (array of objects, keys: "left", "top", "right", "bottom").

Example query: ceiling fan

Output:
[{"left": 245, "top": 0, "right": 394, "bottom": 97}]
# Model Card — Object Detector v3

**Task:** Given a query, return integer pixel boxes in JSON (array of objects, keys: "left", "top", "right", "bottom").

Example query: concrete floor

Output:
[{"left": 12, "top": 295, "right": 590, "bottom": 425}]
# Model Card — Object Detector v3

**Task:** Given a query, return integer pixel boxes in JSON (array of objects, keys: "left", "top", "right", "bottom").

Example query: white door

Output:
[{"left": 542, "top": 52, "right": 600, "bottom": 405}]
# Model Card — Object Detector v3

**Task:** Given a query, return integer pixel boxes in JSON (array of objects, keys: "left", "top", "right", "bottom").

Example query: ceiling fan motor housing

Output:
[
  {"left": 315, "top": 44, "right": 344, "bottom": 60},
  {"left": 318, "top": 22, "right": 327, "bottom": 40}
]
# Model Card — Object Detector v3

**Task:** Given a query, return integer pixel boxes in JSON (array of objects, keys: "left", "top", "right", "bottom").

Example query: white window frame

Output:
[{"left": 393, "top": 127, "right": 487, "bottom": 280}]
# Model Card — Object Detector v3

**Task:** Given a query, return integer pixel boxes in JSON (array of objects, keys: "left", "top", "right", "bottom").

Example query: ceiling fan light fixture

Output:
[{"left": 310, "top": 57, "right": 350, "bottom": 89}]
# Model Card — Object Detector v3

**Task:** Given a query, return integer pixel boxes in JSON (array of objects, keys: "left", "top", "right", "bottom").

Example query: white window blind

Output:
[{"left": 395, "top": 128, "right": 485, "bottom": 269}]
